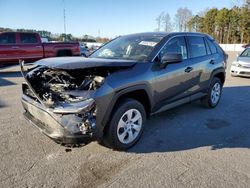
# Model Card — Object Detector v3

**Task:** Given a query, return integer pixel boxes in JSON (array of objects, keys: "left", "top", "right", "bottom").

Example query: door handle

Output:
[
  {"left": 184, "top": 67, "right": 193, "bottom": 73},
  {"left": 210, "top": 59, "right": 215, "bottom": 64},
  {"left": 35, "top": 46, "right": 42, "bottom": 48},
  {"left": 11, "top": 46, "right": 19, "bottom": 49}
]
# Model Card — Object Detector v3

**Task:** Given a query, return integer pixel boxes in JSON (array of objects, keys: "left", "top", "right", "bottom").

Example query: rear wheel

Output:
[
  {"left": 201, "top": 77, "right": 222, "bottom": 108},
  {"left": 57, "top": 50, "right": 72, "bottom": 57},
  {"left": 103, "top": 98, "right": 146, "bottom": 150}
]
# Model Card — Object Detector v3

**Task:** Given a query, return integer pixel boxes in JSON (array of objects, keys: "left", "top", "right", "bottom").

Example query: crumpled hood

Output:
[{"left": 35, "top": 57, "right": 137, "bottom": 69}]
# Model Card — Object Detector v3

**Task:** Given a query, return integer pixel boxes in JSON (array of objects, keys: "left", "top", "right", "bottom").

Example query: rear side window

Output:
[
  {"left": 20, "top": 33, "right": 38, "bottom": 44},
  {"left": 214, "top": 42, "right": 225, "bottom": 55},
  {"left": 204, "top": 39, "right": 211, "bottom": 55},
  {"left": 0, "top": 33, "right": 16, "bottom": 44},
  {"left": 188, "top": 36, "right": 207, "bottom": 58},
  {"left": 160, "top": 36, "right": 188, "bottom": 60},
  {"left": 205, "top": 38, "right": 217, "bottom": 54}
]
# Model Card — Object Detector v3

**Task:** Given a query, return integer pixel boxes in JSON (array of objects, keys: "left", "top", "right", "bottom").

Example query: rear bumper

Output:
[
  {"left": 21, "top": 95, "right": 96, "bottom": 145},
  {"left": 230, "top": 66, "right": 250, "bottom": 77}
]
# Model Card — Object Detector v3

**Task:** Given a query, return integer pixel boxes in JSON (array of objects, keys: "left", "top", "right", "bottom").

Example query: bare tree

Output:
[
  {"left": 231, "top": 0, "right": 250, "bottom": 7},
  {"left": 231, "top": 0, "right": 244, "bottom": 6},
  {"left": 245, "top": 0, "right": 250, "bottom": 7},
  {"left": 231, "top": 0, "right": 242, "bottom": 6},
  {"left": 155, "top": 12, "right": 165, "bottom": 31},
  {"left": 197, "top": 8, "right": 210, "bottom": 17},
  {"left": 163, "top": 13, "right": 173, "bottom": 32},
  {"left": 175, "top": 8, "right": 192, "bottom": 32}
]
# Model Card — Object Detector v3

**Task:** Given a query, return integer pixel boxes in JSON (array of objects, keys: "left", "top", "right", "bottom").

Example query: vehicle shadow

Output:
[
  {"left": 0, "top": 71, "right": 22, "bottom": 78},
  {"left": 0, "top": 63, "right": 19, "bottom": 68},
  {"left": 0, "top": 100, "right": 6, "bottom": 108},
  {"left": 129, "top": 86, "right": 250, "bottom": 153},
  {"left": 0, "top": 72, "right": 22, "bottom": 87},
  {"left": 0, "top": 77, "right": 16, "bottom": 87}
]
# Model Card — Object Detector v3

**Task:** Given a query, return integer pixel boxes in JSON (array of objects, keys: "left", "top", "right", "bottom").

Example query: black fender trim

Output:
[
  {"left": 101, "top": 84, "right": 153, "bottom": 129},
  {"left": 208, "top": 67, "right": 226, "bottom": 87}
]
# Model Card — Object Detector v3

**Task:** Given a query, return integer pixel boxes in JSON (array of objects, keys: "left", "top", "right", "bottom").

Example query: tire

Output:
[
  {"left": 57, "top": 50, "right": 72, "bottom": 57},
  {"left": 103, "top": 98, "right": 146, "bottom": 150},
  {"left": 201, "top": 77, "right": 222, "bottom": 108}
]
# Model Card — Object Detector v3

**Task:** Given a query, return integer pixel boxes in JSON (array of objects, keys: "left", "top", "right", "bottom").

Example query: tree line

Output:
[
  {"left": 0, "top": 27, "right": 110, "bottom": 43},
  {"left": 188, "top": 6, "right": 250, "bottom": 43},
  {"left": 155, "top": 1, "right": 250, "bottom": 44}
]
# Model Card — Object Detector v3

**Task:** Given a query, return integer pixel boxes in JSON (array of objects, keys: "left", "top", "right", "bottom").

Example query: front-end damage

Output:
[{"left": 20, "top": 59, "right": 130, "bottom": 144}]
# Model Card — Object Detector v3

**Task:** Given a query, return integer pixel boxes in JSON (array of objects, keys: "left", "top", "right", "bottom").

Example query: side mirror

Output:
[{"left": 160, "top": 53, "right": 183, "bottom": 68}]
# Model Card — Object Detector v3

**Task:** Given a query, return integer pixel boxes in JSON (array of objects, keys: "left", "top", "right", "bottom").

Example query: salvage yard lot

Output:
[{"left": 0, "top": 52, "right": 250, "bottom": 188}]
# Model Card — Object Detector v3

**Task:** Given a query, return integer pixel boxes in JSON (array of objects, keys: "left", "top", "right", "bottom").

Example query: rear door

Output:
[
  {"left": 18, "top": 33, "right": 43, "bottom": 60},
  {"left": 186, "top": 35, "right": 212, "bottom": 95},
  {"left": 0, "top": 33, "right": 20, "bottom": 62}
]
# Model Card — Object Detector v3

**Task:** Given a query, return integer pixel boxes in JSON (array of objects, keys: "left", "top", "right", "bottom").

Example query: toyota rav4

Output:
[{"left": 21, "top": 32, "right": 227, "bottom": 150}]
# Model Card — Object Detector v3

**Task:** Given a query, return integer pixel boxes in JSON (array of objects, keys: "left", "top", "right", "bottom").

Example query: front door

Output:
[
  {"left": 18, "top": 33, "right": 43, "bottom": 60},
  {"left": 0, "top": 33, "right": 20, "bottom": 63},
  {"left": 153, "top": 36, "right": 195, "bottom": 106}
]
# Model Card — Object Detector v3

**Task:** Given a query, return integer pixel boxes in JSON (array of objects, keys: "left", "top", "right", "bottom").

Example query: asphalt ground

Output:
[{"left": 1, "top": 52, "right": 250, "bottom": 188}]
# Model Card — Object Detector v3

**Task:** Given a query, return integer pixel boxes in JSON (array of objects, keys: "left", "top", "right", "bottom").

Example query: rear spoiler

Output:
[{"left": 19, "top": 60, "right": 46, "bottom": 107}]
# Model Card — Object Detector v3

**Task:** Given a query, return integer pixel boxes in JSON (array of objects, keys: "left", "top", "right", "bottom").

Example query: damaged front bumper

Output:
[{"left": 21, "top": 93, "right": 97, "bottom": 144}]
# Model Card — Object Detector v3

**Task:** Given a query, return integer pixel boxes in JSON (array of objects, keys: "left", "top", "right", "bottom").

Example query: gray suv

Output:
[{"left": 21, "top": 32, "right": 227, "bottom": 150}]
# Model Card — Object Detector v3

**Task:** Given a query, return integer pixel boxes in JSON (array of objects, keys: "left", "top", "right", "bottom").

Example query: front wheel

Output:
[
  {"left": 103, "top": 98, "right": 146, "bottom": 150},
  {"left": 201, "top": 77, "right": 222, "bottom": 108}
]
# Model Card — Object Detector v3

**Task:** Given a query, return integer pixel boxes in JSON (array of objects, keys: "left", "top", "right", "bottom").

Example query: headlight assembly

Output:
[
  {"left": 53, "top": 98, "right": 95, "bottom": 114},
  {"left": 232, "top": 62, "right": 242, "bottom": 67}
]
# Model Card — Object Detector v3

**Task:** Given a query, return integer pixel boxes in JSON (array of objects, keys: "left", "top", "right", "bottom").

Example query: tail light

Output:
[{"left": 77, "top": 43, "right": 80, "bottom": 54}]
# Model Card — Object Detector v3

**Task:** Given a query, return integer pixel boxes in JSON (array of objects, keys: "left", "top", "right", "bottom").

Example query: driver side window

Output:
[{"left": 160, "top": 37, "right": 187, "bottom": 60}]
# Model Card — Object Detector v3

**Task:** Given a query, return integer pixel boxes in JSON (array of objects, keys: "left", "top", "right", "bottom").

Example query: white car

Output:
[{"left": 231, "top": 47, "right": 250, "bottom": 77}]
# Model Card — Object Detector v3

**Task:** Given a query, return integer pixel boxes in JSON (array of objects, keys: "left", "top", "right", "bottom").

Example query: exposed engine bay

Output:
[
  {"left": 22, "top": 65, "right": 116, "bottom": 136},
  {"left": 20, "top": 58, "right": 135, "bottom": 140},
  {"left": 24, "top": 66, "right": 112, "bottom": 106}
]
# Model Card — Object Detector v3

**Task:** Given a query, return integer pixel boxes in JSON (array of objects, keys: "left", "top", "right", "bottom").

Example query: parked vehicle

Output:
[
  {"left": 242, "top": 44, "right": 250, "bottom": 48},
  {"left": 231, "top": 47, "right": 250, "bottom": 77},
  {"left": 21, "top": 32, "right": 227, "bottom": 150},
  {"left": 0, "top": 32, "right": 80, "bottom": 64},
  {"left": 80, "top": 45, "right": 90, "bottom": 57}
]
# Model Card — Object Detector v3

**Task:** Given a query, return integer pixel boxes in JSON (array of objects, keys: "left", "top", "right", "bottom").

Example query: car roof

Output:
[
  {"left": 124, "top": 32, "right": 169, "bottom": 38},
  {"left": 122, "top": 32, "right": 212, "bottom": 39},
  {"left": 0, "top": 31, "right": 39, "bottom": 35}
]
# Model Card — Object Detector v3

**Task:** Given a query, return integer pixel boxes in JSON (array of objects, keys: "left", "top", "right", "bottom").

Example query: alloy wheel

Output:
[
  {"left": 117, "top": 109, "right": 142, "bottom": 144},
  {"left": 211, "top": 82, "right": 221, "bottom": 105}
]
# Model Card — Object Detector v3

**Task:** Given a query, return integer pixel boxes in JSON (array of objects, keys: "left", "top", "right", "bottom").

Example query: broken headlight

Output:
[
  {"left": 53, "top": 98, "right": 96, "bottom": 135},
  {"left": 53, "top": 98, "right": 95, "bottom": 114}
]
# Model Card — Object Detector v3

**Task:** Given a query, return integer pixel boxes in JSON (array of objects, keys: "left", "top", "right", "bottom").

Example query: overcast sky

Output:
[{"left": 0, "top": 0, "right": 241, "bottom": 38}]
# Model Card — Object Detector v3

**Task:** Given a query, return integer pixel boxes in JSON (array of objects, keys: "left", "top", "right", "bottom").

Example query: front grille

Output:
[
  {"left": 241, "top": 65, "right": 250, "bottom": 69},
  {"left": 240, "top": 71, "right": 250, "bottom": 75},
  {"left": 22, "top": 96, "right": 63, "bottom": 134}
]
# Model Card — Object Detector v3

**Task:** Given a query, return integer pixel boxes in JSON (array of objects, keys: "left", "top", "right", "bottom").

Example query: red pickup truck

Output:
[{"left": 0, "top": 32, "right": 80, "bottom": 64}]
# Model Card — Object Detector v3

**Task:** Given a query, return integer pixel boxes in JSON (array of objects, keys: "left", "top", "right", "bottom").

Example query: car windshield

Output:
[
  {"left": 240, "top": 48, "right": 250, "bottom": 57},
  {"left": 90, "top": 35, "right": 163, "bottom": 61}
]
